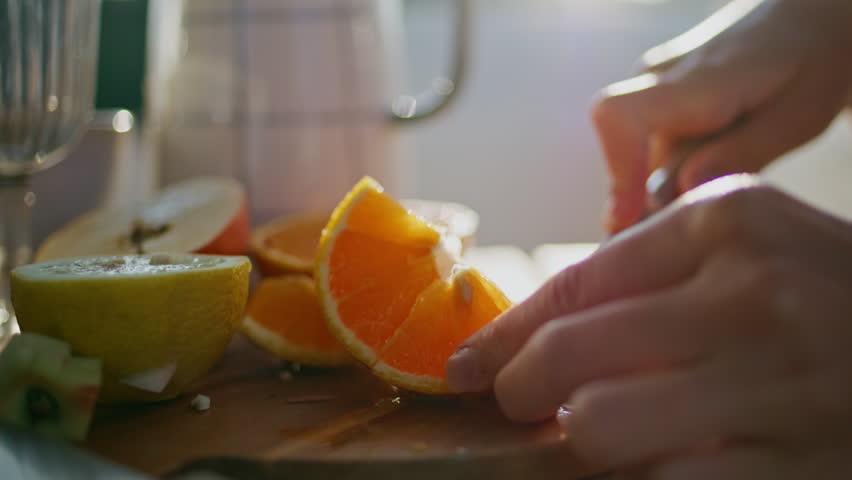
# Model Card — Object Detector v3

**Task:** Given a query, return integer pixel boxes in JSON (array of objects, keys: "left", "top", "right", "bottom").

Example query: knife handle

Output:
[
  {"left": 643, "top": 136, "right": 707, "bottom": 214},
  {"left": 642, "top": 117, "right": 745, "bottom": 217}
]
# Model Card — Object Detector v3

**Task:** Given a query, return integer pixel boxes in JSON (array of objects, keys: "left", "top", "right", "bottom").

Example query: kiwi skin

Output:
[{"left": 0, "top": 333, "right": 101, "bottom": 441}]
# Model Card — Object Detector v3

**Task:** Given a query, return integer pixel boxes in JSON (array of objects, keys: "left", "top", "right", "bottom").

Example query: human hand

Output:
[
  {"left": 594, "top": 0, "right": 852, "bottom": 234},
  {"left": 446, "top": 176, "right": 852, "bottom": 478}
]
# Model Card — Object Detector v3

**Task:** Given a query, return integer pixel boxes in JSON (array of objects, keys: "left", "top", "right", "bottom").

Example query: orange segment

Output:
[
  {"left": 334, "top": 242, "right": 438, "bottom": 353},
  {"left": 343, "top": 187, "right": 440, "bottom": 248},
  {"left": 327, "top": 231, "right": 436, "bottom": 301},
  {"left": 242, "top": 275, "right": 350, "bottom": 366},
  {"left": 316, "top": 176, "right": 511, "bottom": 394},
  {"left": 378, "top": 269, "right": 511, "bottom": 384}
]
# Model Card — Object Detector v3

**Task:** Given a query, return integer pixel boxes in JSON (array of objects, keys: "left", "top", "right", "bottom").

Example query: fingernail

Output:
[
  {"left": 645, "top": 166, "right": 676, "bottom": 210},
  {"left": 556, "top": 404, "right": 574, "bottom": 433},
  {"left": 645, "top": 167, "right": 669, "bottom": 200},
  {"left": 445, "top": 346, "right": 488, "bottom": 393}
]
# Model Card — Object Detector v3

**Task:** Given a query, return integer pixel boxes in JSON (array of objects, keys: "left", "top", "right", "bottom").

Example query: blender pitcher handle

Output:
[{"left": 388, "top": 0, "right": 471, "bottom": 124}]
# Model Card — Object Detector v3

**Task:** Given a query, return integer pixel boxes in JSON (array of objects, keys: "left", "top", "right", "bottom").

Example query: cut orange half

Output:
[
  {"left": 315, "top": 177, "right": 511, "bottom": 394},
  {"left": 250, "top": 212, "right": 329, "bottom": 276},
  {"left": 242, "top": 275, "right": 351, "bottom": 367}
]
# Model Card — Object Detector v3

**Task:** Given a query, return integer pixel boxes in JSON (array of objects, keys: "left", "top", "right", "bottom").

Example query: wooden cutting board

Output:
[{"left": 83, "top": 335, "right": 604, "bottom": 480}]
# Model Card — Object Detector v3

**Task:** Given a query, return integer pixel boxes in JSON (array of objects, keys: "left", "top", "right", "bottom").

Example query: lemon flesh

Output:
[{"left": 11, "top": 254, "right": 250, "bottom": 404}]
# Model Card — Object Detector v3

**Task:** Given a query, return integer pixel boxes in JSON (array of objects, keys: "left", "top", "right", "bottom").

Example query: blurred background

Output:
[{"left": 33, "top": 0, "right": 852, "bottom": 251}]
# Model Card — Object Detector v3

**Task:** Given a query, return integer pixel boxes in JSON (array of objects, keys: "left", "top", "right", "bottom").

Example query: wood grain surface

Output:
[{"left": 83, "top": 335, "right": 604, "bottom": 479}]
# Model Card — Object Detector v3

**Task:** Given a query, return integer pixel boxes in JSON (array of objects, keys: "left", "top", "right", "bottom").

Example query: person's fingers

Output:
[
  {"left": 593, "top": 73, "right": 743, "bottom": 233},
  {"left": 656, "top": 446, "right": 852, "bottom": 480},
  {"left": 446, "top": 207, "right": 705, "bottom": 393},
  {"left": 647, "top": 447, "right": 787, "bottom": 480},
  {"left": 555, "top": 275, "right": 848, "bottom": 472},
  {"left": 592, "top": 74, "right": 659, "bottom": 234},
  {"left": 677, "top": 71, "right": 849, "bottom": 191},
  {"left": 447, "top": 177, "right": 776, "bottom": 395},
  {"left": 560, "top": 365, "right": 771, "bottom": 469},
  {"left": 491, "top": 284, "right": 717, "bottom": 422},
  {"left": 607, "top": 472, "right": 647, "bottom": 480}
]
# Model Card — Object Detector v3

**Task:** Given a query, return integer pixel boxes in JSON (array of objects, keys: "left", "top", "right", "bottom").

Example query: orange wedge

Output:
[
  {"left": 315, "top": 177, "right": 511, "bottom": 394},
  {"left": 242, "top": 275, "right": 351, "bottom": 366},
  {"left": 251, "top": 202, "right": 478, "bottom": 277}
]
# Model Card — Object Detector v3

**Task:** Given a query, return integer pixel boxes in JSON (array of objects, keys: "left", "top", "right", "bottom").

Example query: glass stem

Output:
[{"left": 1, "top": 175, "right": 34, "bottom": 347}]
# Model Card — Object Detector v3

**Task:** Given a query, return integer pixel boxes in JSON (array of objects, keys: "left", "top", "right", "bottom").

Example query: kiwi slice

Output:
[{"left": 0, "top": 333, "right": 101, "bottom": 441}]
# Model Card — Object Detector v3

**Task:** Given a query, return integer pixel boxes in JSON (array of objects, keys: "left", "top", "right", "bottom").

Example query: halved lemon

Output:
[{"left": 11, "top": 253, "right": 250, "bottom": 403}]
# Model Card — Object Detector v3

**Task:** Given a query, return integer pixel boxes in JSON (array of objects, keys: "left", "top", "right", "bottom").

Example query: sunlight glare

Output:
[
  {"left": 677, "top": 173, "right": 763, "bottom": 206},
  {"left": 641, "top": 0, "right": 764, "bottom": 67},
  {"left": 603, "top": 72, "right": 658, "bottom": 97}
]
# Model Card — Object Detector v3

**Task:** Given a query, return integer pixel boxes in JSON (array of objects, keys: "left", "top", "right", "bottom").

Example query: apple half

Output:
[{"left": 35, "top": 177, "right": 250, "bottom": 262}]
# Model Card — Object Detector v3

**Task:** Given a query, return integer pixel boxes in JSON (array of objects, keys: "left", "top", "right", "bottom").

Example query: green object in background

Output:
[{"left": 95, "top": 0, "right": 148, "bottom": 114}]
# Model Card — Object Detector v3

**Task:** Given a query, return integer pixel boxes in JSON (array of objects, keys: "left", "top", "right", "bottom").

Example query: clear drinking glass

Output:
[{"left": 0, "top": 0, "right": 101, "bottom": 345}]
